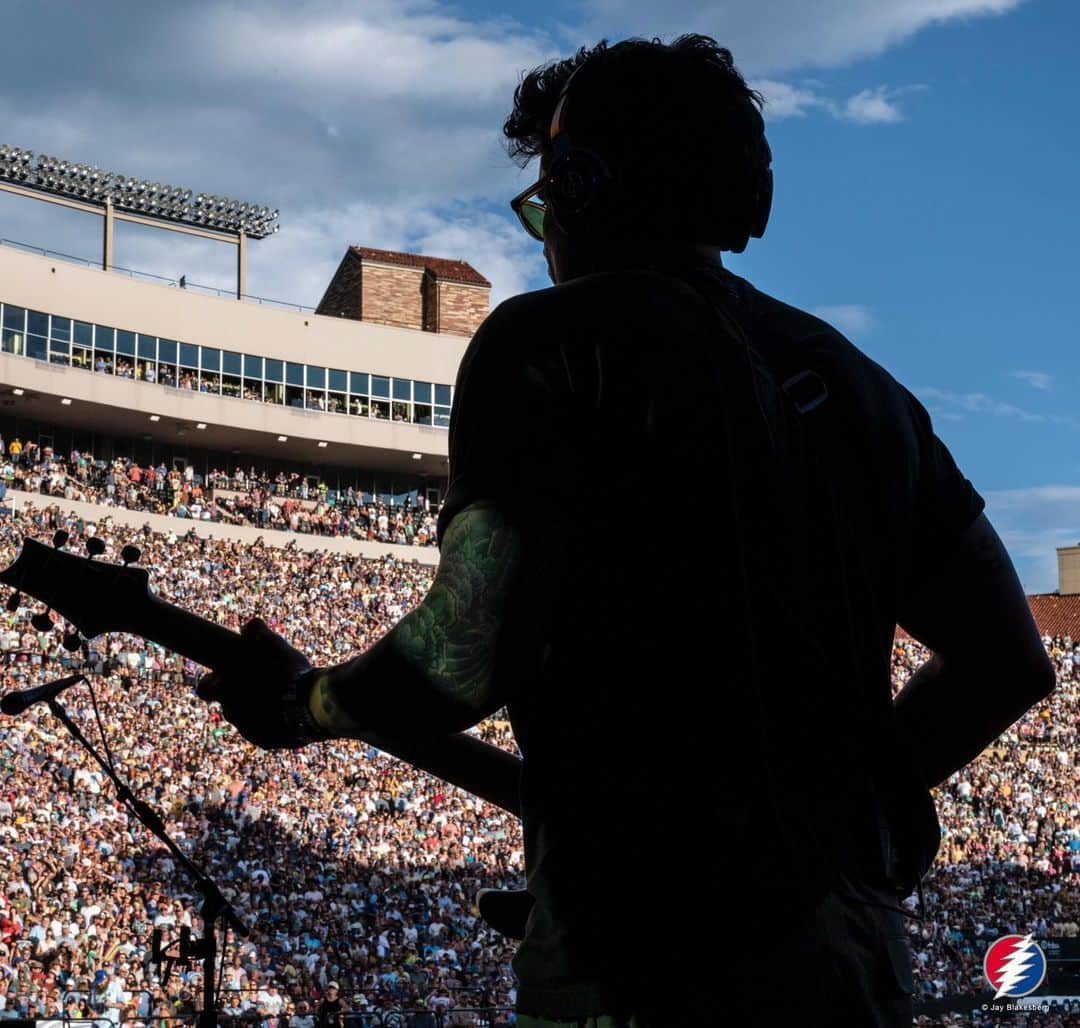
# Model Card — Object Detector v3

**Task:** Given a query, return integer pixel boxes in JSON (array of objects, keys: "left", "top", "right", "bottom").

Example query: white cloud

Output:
[
  {"left": 983, "top": 485, "right": 1080, "bottom": 594},
  {"left": 0, "top": 0, "right": 1031, "bottom": 311},
  {"left": 755, "top": 80, "right": 924, "bottom": 125},
  {"left": 812, "top": 304, "right": 872, "bottom": 335},
  {"left": 752, "top": 79, "right": 831, "bottom": 120},
  {"left": 579, "top": 0, "right": 1028, "bottom": 76},
  {"left": 842, "top": 86, "right": 905, "bottom": 123},
  {"left": 0, "top": 2, "right": 556, "bottom": 308},
  {"left": 198, "top": 3, "right": 551, "bottom": 108},
  {"left": 917, "top": 387, "right": 1078, "bottom": 426},
  {"left": 1012, "top": 370, "right": 1054, "bottom": 391}
]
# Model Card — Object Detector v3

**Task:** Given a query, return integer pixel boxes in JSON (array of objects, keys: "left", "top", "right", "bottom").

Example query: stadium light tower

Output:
[{"left": 0, "top": 143, "right": 279, "bottom": 299}]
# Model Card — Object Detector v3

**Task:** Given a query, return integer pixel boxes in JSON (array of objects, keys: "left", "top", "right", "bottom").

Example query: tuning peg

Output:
[
  {"left": 5, "top": 592, "right": 20, "bottom": 612},
  {"left": 31, "top": 610, "right": 54, "bottom": 632},
  {"left": 120, "top": 545, "right": 141, "bottom": 566},
  {"left": 52, "top": 530, "right": 69, "bottom": 550},
  {"left": 86, "top": 537, "right": 106, "bottom": 558},
  {"left": 62, "top": 630, "right": 82, "bottom": 652}
]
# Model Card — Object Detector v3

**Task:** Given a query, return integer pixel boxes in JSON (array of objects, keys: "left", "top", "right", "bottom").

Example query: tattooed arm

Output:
[{"left": 307, "top": 501, "right": 525, "bottom": 738}]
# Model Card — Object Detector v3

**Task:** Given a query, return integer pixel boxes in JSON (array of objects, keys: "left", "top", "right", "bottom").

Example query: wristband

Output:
[{"left": 281, "top": 668, "right": 332, "bottom": 745}]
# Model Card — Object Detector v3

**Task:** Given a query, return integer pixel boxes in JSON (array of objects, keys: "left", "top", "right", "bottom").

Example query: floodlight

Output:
[{"left": 0, "top": 142, "right": 280, "bottom": 237}]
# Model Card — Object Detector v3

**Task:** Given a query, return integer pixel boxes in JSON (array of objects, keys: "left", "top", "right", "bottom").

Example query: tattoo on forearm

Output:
[{"left": 392, "top": 503, "right": 520, "bottom": 709}]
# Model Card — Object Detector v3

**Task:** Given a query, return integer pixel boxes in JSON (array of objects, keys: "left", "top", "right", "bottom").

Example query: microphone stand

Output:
[{"left": 45, "top": 686, "right": 247, "bottom": 1028}]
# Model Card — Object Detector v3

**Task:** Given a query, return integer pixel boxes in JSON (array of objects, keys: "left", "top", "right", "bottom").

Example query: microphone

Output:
[{"left": 1, "top": 674, "right": 86, "bottom": 716}]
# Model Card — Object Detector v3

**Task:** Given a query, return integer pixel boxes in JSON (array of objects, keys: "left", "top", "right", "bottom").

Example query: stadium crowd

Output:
[
  {"left": 0, "top": 502, "right": 1073, "bottom": 1026},
  {"left": 0, "top": 440, "right": 440, "bottom": 548}
]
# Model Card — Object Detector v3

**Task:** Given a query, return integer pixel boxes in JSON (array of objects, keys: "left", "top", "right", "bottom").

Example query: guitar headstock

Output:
[{"left": 0, "top": 535, "right": 151, "bottom": 642}]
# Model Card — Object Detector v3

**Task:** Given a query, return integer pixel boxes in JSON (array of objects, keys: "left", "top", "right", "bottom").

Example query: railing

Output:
[
  {"left": 103, "top": 1007, "right": 518, "bottom": 1027},
  {"left": 0, "top": 236, "right": 315, "bottom": 313}
]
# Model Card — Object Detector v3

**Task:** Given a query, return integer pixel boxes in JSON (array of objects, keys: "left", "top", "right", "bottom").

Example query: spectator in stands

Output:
[{"left": 0, "top": 501, "right": 1073, "bottom": 1024}]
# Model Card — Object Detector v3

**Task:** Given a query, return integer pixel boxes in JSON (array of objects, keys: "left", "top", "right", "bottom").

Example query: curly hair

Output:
[{"left": 503, "top": 34, "right": 770, "bottom": 249}]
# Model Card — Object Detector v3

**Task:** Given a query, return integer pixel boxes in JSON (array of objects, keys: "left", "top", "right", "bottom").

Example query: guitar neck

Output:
[{"left": 139, "top": 594, "right": 522, "bottom": 816}]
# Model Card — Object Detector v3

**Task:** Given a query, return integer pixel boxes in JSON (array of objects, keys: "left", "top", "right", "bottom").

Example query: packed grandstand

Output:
[
  {"left": 0, "top": 504, "right": 1073, "bottom": 1027},
  {"left": 0, "top": 234, "right": 1078, "bottom": 1027},
  {"left": 0, "top": 441, "right": 441, "bottom": 548}
]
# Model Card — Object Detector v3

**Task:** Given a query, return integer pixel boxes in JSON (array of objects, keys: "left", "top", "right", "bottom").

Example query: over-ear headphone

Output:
[
  {"left": 545, "top": 60, "right": 774, "bottom": 252},
  {"left": 544, "top": 64, "right": 614, "bottom": 239}
]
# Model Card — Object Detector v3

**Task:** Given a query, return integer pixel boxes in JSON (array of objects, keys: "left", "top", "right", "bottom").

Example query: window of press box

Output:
[
  {"left": 50, "top": 317, "right": 72, "bottom": 343},
  {"left": 26, "top": 335, "right": 46, "bottom": 361},
  {"left": 0, "top": 302, "right": 453, "bottom": 428},
  {"left": 221, "top": 371, "right": 241, "bottom": 398},
  {"left": 27, "top": 310, "right": 48, "bottom": 337},
  {"left": 95, "top": 326, "right": 115, "bottom": 357}
]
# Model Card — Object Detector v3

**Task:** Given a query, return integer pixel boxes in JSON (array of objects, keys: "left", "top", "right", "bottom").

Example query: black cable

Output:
[{"left": 86, "top": 664, "right": 117, "bottom": 775}]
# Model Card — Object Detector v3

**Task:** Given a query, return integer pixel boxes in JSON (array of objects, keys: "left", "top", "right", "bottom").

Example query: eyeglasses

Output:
[{"left": 509, "top": 178, "right": 546, "bottom": 242}]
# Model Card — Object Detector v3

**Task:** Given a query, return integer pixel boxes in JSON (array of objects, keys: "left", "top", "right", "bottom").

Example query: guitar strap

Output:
[{"left": 678, "top": 266, "right": 934, "bottom": 914}]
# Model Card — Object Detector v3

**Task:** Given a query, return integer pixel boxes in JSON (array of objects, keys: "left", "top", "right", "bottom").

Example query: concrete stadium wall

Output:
[
  {"left": 0, "top": 351, "right": 449, "bottom": 460},
  {"left": 2, "top": 488, "right": 442, "bottom": 566},
  {"left": 0, "top": 244, "right": 468, "bottom": 383}
]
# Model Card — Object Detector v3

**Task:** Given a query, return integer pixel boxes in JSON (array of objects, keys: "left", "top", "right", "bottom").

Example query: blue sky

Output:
[{"left": 0, "top": 0, "right": 1077, "bottom": 592}]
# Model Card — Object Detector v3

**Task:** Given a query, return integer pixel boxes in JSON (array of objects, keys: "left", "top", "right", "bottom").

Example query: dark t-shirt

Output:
[
  {"left": 437, "top": 263, "right": 984, "bottom": 1017},
  {"left": 317, "top": 996, "right": 343, "bottom": 1027}
]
